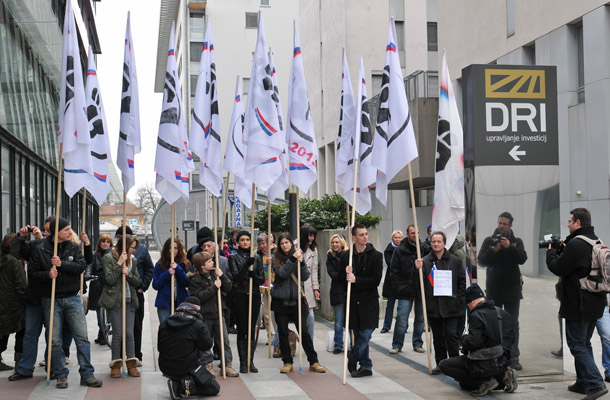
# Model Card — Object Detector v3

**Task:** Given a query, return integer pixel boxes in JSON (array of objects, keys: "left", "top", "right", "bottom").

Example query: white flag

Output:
[
  {"left": 432, "top": 50, "right": 465, "bottom": 249},
  {"left": 58, "top": 0, "right": 92, "bottom": 198},
  {"left": 336, "top": 49, "right": 356, "bottom": 195},
  {"left": 243, "top": 12, "right": 284, "bottom": 192},
  {"left": 116, "top": 12, "right": 141, "bottom": 194},
  {"left": 266, "top": 48, "right": 289, "bottom": 203},
  {"left": 344, "top": 58, "right": 375, "bottom": 215},
  {"left": 191, "top": 18, "right": 222, "bottom": 197},
  {"left": 154, "top": 23, "right": 195, "bottom": 204},
  {"left": 287, "top": 22, "right": 317, "bottom": 194},
  {"left": 224, "top": 76, "right": 255, "bottom": 208},
  {"left": 372, "top": 18, "right": 418, "bottom": 206},
  {"left": 84, "top": 46, "right": 111, "bottom": 205}
]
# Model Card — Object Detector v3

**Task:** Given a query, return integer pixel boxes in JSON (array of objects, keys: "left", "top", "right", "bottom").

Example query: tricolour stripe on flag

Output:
[
  {"left": 386, "top": 42, "right": 397, "bottom": 52},
  {"left": 261, "top": 157, "right": 277, "bottom": 165},
  {"left": 293, "top": 46, "right": 301, "bottom": 57},
  {"left": 289, "top": 163, "right": 308, "bottom": 171},
  {"left": 64, "top": 168, "right": 88, "bottom": 174},
  {"left": 255, "top": 108, "right": 278, "bottom": 136},
  {"left": 93, "top": 172, "right": 107, "bottom": 182}
]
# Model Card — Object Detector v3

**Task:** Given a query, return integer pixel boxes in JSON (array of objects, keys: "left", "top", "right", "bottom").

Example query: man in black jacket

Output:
[
  {"left": 478, "top": 211, "right": 527, "bottom": 370},
  {"left": 439, "top": 284, "right": 517, "bottom": 396},
  {"left": 547, "top": 208, "right": 608, "bottom": 400},
  {"left": 416, "top": 231, "right": 466, "bottom": 374},
  {"left": 341, "top": 224, "right": 383, "bottom": 377},
  {"left": 158, "top": 297, "right": 220, "bottom": 398},
  {"left": 29, "top": 217, "right": 102, "bottom": 389},
  {"left": 389, "top": 225, "right": 426, "bottom": 355}
]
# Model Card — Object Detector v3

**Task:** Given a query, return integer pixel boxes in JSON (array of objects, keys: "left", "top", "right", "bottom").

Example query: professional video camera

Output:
[{"left": 538, "top": 235, "right": 562, "bottom": 250}]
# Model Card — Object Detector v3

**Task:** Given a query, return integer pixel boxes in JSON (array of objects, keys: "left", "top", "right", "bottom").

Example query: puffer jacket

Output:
[
  {"left": 0, "top": 253, "right": 26, "bottom": 336},
  {"left": 29, "top": 237, "right": 86, "bottom": 298},
  {"left": 98, "top": 252, "right": 141, "bottom": 312},
  {"left": 547, "top": 226, "right": 607, "bottom": 322},
  {"left": 271, "top": 256, "right": 310, "bottom": 303},
  {"left": 228, "top": 247, "right": 265, "bottom": 294}
]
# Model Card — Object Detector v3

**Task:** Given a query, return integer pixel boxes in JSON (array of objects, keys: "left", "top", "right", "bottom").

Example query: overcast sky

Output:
[{"left": 95, "top": 0, "right": 162, "bottom": 200}]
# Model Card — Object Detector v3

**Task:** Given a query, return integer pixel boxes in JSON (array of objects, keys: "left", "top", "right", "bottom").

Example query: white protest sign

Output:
[{"left": 433, "top": 269, "right": 453, "bottom": 296}]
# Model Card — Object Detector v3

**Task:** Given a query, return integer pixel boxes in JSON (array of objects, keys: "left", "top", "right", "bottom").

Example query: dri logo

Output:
[{"left": 484, "top": 69, "right": 547, "bottom": 133}]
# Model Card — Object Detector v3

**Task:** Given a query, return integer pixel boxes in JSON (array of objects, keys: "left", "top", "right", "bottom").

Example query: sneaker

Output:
[
  {"left": 8, "top": 372, "right": 33, "bottom": 381},
  {"left": 380, "top": 328, "right": 389, "bottom": 334},
  {"left": 413, "top": 346, "right": 425, "bottom": 353},
  {"left": 38, "top": 361, "right": 45, "bottom": 367},
  {"left": 56, "top": 376, "right": 68, "bottom": 389},
  {"left": 351, "top": 368, "right": 372, "bottom": 378},
  {"left": 582, "top": 386, "right": 609, "bottom": 400},
  {"left": 503, "top": 368, "right": 518, "bottom": 393},
  {"left": 80, "top": 375, "right": 103, "bottom": 387},
  {"left": 389, "top": 348, "right": 401, "bottom": 354},
  {"left": 471, "top": 377, "right": 499, "bottom": 396},
  {"left": 65, "top": 358, "right": 70, "bottom": 365},
  {"left": 510, "top": 360, "right": 522, "bottom": 371},
  {"left": 568, "top": 382, "right": 587, "bottom": 394}
]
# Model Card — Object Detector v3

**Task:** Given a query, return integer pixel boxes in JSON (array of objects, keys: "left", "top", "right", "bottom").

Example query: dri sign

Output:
[{"left": 462, "top": 65, "right": 558, "bottom": 166}]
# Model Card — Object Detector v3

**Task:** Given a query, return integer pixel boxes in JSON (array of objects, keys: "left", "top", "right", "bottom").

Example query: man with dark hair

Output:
[
  {"left": 29, "top": 217, "right": 102, "bottom": 389},
  {"left": 389, "top": 225, "right": 426, "bottom": 355},
  {"left": 158, "top": 296, "right": 220, "bottom": 398},
  {"left": 439, "top": 284, "right": 517, "bottom": 396},
  {"left": 416, "top": 231, "right": 466, "bottom": 374},
  {"left": 478, "top": 211, "right": 527, "bottom": 370},
  {"left": 115, "top": 225, "right": 154, "bottom": 365},
  {"left": 547, "top": 208, "right": 608, "bottom": 399},
  {"left": 341, "top": 224, "right": 383, "bottom": 377}
]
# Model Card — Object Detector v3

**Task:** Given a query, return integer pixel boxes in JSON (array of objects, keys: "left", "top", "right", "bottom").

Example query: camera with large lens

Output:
[
  {"left": 538, "top": 235, "right": 562, "bottom": 249},
  {"left": 489, "top": 233, "right": 505, "bottom": 246}
]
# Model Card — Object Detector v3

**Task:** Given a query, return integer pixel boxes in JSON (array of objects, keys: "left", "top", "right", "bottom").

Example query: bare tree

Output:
[{"left": 135, "top": 183, "right": 161, "bottom": 218}]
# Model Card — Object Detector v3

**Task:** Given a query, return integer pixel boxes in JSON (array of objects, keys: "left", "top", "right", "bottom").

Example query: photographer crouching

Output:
[
  {"left": 158, "top": 297, "right": 220, "bottom": 398},
  {"left": 546, "top": 208, "right": 608, "bottom": 400}
]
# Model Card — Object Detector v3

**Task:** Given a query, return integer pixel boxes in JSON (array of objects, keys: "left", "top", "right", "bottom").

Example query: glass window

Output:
[
  {"left": 189, "top": 11, "right": 205, "bottom": 42},
  {"left": 30, "top": 163, "right": 38, "bottom": 226},
  {"left": 576, "top": 23, "right": 585, "bottom": 103},
  {"left": 245, "top": 13, "right": 258, "bottom": 29},
  {"left": 190, "top": 42, "right": 204, "bottom": 62},
  {"left": 427, "top": 22, "right": 438, "bottom": 51},
  {"left": 260, "top": 0, "right": 270, "bottom": 5},
  {"left": 1, "top": 145, "right": 10, "bottom": 235}
]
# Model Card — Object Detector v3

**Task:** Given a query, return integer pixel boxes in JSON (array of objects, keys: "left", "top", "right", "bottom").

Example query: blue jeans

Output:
[
  {"left": 392, "top": 298, "right": 424, "bottom": 350},
  {"left": 382, "top": 296, "right": 396, "bottom": 330},
  {"left": 348, "top": 328, "right": 374, "bottom": 370},
  {"left": 307, "top": 308, "right": 315, "bottom": 341},
  {"left": 18, "top": 304, "right": 47, "bottom": 376},
  {"left": 333, "top": 304, "right": 345, "bottom": 351},
  {"left": 495, "top": 300, "right": 520, "bottom": 360},
  {"left": 565, "top": 318, "right": 604, "bottom": 390},
  {"left": 272, "top": 330, "right": 279, "bottom": 347},
  {"left": 41, "top": 296, "right": 95, "bottom": 379},
  {"left": 158, "top": 308, "right": 171, "bottom": 323},
  {"left": 596, "top": 307, "right": 610, "bottom": 378}
]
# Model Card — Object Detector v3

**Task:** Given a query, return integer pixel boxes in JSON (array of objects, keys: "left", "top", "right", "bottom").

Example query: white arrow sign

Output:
[{"left": 509, "top": 145, "right": 526, "bottom": 161}]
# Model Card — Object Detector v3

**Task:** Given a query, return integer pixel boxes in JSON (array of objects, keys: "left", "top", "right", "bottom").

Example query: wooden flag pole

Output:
[
  {"left": 220, "top": 172, "right": 231, "bottom": 246},
  {"left": 267, "top": 201, "right": 273, "bottom": 358},
  {"left": 213, "top": 196, "right": 227, "bottom": 379},
  {"left": 80, "top": 189, "right": 87, "bottom": 304},
  {"left": 296, "top": 188, "right": 304, "bottom": 374},
  {"left": 408, "top": 163, "right": 433, "bottom": 374},
  {"left": 122, "top": 192, "right": 128, "bottom": 377},
  {"left": 170, "top": 203, "right": 176, "bottom": 314},
  {"left": 247, "top": 183, "right": 255, "bottom": 373},
  {"left": 342, "top": 158, "right": 359, "bottom": 385},
  {"left": 46, "top": 143, "right": 63, "bottom": 385}
]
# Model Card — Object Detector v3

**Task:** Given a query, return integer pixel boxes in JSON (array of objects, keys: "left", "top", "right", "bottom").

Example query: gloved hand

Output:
[
  {"left": 245, "top": 257, "right": 255, "bottom": 267},
  {"left": 247, "top": 269, "right": 256, "bottom": 278}
]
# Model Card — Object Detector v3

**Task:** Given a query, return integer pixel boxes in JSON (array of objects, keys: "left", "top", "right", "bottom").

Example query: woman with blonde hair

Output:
[
  {"left": 326, "top": 234, "right": 349, "bottom": 353},
  {"left": 152, "top": 238, "right": 191, "bottom": 323},
  {"left": 99, "top": 235, "right": 141, "bottom": 378},
  {"left": 381, "top": 229, "right": 403, "bottom": 333}
]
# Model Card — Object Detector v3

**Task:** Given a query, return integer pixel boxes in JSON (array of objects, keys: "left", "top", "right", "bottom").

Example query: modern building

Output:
[
  {"left": 152, "top": 0, "right": 295, "bottom": 247},
  {"left": 0, "top": 0, "right": 102, "bottom": 239}
]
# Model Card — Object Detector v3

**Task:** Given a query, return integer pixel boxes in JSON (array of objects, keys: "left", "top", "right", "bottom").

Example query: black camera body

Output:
[
  {"left": 489, "top": 233, "right": 505, "bottom": 246},
  {"left": 538, "top": 235, "right": 562, "bottom": 250},
  {"left": 27, "top": 226, "right": 34, "bottom": 233}
]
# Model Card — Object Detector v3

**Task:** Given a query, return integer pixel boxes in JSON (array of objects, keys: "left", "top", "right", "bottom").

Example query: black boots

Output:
[
  {"left": 237, "top": 340, "right": 248, "bottom": 373},
  {"left": 249, "top": 340, "right": 258, "bottom": 373}
]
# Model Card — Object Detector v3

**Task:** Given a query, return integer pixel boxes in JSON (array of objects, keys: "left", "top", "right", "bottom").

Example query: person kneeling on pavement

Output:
[
  {"left": 158, "top": 297, "right": 220, "bottom": 398},
  {"left": 439, "top": 284, "right": 518, "bottom": 396}
]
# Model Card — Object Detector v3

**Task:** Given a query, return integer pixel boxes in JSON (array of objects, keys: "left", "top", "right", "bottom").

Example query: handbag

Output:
[
  {"left": 291, "top": 273, "right": 309, "bottom": 310},
  {"left": 465, "top": 307, "right": 509, "bottom": 378}
]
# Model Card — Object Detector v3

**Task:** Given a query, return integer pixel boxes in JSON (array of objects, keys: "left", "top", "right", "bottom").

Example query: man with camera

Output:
[
  {"left": 478, "top": 212, "right": 527, "bottom": 370},
  {"left": 547, "top": 208, "right": 608, "bottom": 399}
]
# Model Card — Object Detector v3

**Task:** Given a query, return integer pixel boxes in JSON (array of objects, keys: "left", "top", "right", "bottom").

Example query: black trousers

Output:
[
  {"left": 439, "top": 355, "right": 507, "bottom": 390},
  {"left": 0, "top": 328, "right": 25, "bottom": 355},
  {"left": 428, "top": 316, "right": 460, "bottom": 364},
  {"left": 134, "top": 291, "right": 145, "bottom": 360},
  {"left": 275, "top": 308, "right": 318, "bottom": 365},
  {"left": 232, "top": 291, "right": 261, "bottom": 343}
]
